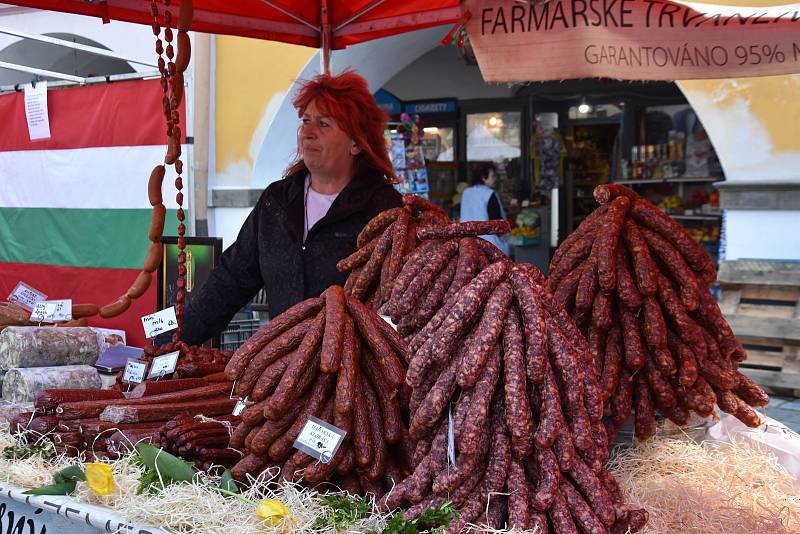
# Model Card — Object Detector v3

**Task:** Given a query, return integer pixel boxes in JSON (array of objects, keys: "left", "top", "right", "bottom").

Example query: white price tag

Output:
[
  {"left": 293, "top": 415, "right": 346, "bottom": 463},
  {"left": 29, "top": 299, "right": 72, "bottom": 322},
  {"left": 141, "top": 307, "right": 178, "bottom": 339},
  {"left": 8, "top": 282, "right": 47, "bottom": 311},
  {"left": 147, "top": 350, "right": 179, "bottom": 378},
  {"left": 379, "top": 314, "right": 399, "bottom": 331},
  {"left": 122, "top": 360, "right": 147, "bottom": 384},
  {"left": 232, "top": 397, "right": 249, "bottom": 416},
  {"left": 447, "top": 405, "right": 456, "bottom": 467}
]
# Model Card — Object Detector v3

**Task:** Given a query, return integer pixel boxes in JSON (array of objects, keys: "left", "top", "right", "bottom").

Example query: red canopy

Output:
[{"left": 5, "top": 0, "right": 462, "bottom": 49}]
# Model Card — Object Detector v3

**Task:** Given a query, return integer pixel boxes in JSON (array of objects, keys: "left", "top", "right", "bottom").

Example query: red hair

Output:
[{"left": 284, "top": 70, "right": 396, "bottom": 183}]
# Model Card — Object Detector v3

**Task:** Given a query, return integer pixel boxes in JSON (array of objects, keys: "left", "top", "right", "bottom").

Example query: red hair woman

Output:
[{"left": 179, "top": 71, "right": 401, "bottom": 346}]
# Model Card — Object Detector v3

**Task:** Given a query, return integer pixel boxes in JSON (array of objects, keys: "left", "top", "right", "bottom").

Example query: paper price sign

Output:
[
  {"left": 122, "top": 360, "right": 147, "bottom": 384},
  {"left": 141, "top": 307, "right": 178, "bottom": 338},
  {"left": 30, "top": 299, "right": 72, "bottom": 322},
  {"left": 8, "top": 282, "right": 47, "bottom": 311},
  {"left": 293, "top": 415, "right": 346, "bottom": 463},
  {"left": 147, "top": 350, "right": 179, "bottom": 378}
]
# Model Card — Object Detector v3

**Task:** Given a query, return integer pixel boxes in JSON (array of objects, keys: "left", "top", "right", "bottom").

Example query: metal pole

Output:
[
  {"left": 0, "top": 61, "right": 85, "bottom": 83},
  {"left": 0, "top": 25, "right": 157, "bottom": 67},
  {"left": 320, "top": 0, "right": 331, "bottom": 75},
  {"left": 0, "top": 70, "right": 160, "bottom": 94}
]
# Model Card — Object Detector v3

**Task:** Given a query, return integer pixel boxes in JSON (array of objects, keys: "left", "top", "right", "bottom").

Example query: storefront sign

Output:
[
  {"left": 464, "top": 0, "right": 800, "bottom": 81},
  {"left": 374, "top": 89, "right": 402, "bottom": 116},
  {"left": 404, "top": 100, "right": 457, "bottom": 114}
]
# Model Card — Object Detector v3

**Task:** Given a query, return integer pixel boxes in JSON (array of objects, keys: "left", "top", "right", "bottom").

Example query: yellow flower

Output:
[
  {"left": 255, "top": 498, "right": 291, "bottom": 526},
  {"left": 85, "top": 463, "right": 115, "bottom": 496}
]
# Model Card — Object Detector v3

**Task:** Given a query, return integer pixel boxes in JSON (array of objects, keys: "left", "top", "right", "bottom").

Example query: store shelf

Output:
[
  {"left": 612, "top": 177, "right": 720, "bottom": 185},
  {"left": 670, "top": 214, "right": 721, "bottom": 221}
]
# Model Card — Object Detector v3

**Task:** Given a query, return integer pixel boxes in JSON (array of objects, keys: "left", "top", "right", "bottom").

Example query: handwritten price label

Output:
[
  {"left": 8, "top": 282, "right": 47, "bottom": 311},
  {"left": 141, "top": 307, "right": 178, "bottom": 338},
  {"left": 147, "top": 350, "right": 179, "bottom": 378},
  {"left": 29, "top": 299, "right": 72, "bottom": 322},
  {"left": 122, "top": 360, "right": 147, "bottom": 384}
]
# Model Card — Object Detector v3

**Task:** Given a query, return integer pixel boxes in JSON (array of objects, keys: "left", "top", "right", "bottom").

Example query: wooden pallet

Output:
[{"left": 717, "top": 260, "right": 800, "bottom": 394}]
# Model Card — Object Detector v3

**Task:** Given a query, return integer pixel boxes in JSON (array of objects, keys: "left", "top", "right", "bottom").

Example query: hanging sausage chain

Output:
[{"left": 65, "top": 1, "right": 194, "bottom": 330}]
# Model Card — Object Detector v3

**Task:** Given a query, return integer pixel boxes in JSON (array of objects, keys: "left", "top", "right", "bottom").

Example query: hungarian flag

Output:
[{"left": 0, "top": 78, "right": 186, "bottom": 347}]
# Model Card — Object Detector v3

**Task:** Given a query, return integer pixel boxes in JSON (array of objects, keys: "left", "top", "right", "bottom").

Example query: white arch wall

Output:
[{"left": 251, "top": 26, "right": 449, "bottom": 188}]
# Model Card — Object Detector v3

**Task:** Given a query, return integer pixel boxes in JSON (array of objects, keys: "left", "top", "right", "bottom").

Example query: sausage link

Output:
[
  {"left": 362, "top": 374, "right": 387, "bottom": 480},
  {"left": 350, "top": 225, "right": 394, "bottom": 300},
  {"left": 352, "top": 377, "right": 373, "bottom": 467},
  {"left": 357, "top": 207, "right": 403, "bottom": 247},
  {"left": 337, "top": 233, "right": 380, "bottom": 273},
  {"left": 593, "top": 183, "right": 639, "bottom": 204},
  {"left": 534, "top": 361, "right": 564, "bottom": 450},
  {"left": 532, "top": 448, "right": 560, "bottom": 511},
  {"left": 611, "top": 369, "right": 635, "bottom": 426},
  {"left": 502, "top": 306, "right": 534, "bottom": 459},
  {"left": 640, "top": 226, "right": 700, "bottom": 311},
  {"left": 408, "top": 261, "right": 509, "bottom": 387},
  {"left": 361, "top": 346, "right": 403, "bottom": 444},
  {"left": 390, "top": 240, "right": 458, "bottom": 321},
  {"left": 549, "top": 234, "right": 596, "bottom": 292},
  {"left": 568, "top": 456, "right": 616, "bottom": 527},
  {"left": 238, "top": 317, "right": 316, "bottom": 398},
  {"left": 249, "top": 403, "right": 303, "bottom": 454},
  {"left": 267, "top": 374, "right": 334, "bottom": 462},
  {"left": 615, "top": 245, "right": 644, "bottom": 309},
  {"left": 409, "top": 352, "right": 459, "bottom": 441},
  {"left": 379, "top": 209, "right": 411, "bottom": 300},
  {"left": 593, "top": 195, "right": 631, "bottom": 294},
  {"left": 733, "top": 372, "right": 769, "bottom": 407},
  {"left": 619, "top": 305, "right": 645, "bottom": 371},
  {"left": 646, "top": 350, "right": 677, "bottom": 409},
  {"left": 321, "top": 285, "right": 346, "bottom": 373},
  {"left": 417, "top": 220, "right": 510, "bottom": 240},
  {"left": 548, "top": 487, "right": 580, "bottom": 534},
  {"left": 398, "top": 256, "right": 457, "bottom": 336},
  {"left": 634, "top": 372, "right": 656, "bottom": 441},
  {"left": 457, "top": 281, "right": 512, "bottom": 388},
  {"left": 387, "top": 239, "right": 443, "bottom": 314},
  {"left": 576, "top": 256, "right": 599, "bottom": 313},
  {"left": 334, "top": 317, "right": 359, "bottom": 414},
  {"left": 554, "top": 262, "right": 583, "bottom": 311},
  {"left": 560, "top": 477, "right": 610, "bottom": 534},
  {"left": 346, "top": 296, "right": 405, "bottom": 392},
  {"left": 631, "top": 197, "right": 716, "bottom": 284},
  {"left": 621, "top": 220, "right": 659, "bottom": 296},
  {"left": 509, "top": 265, "right": 548, "bottom": 384},
  {"left": 601, "top": 325, "right": 623, "bottom": 402},
  {"left": 549, "top": 203, "right": 609, "bottom": 274},
  {"left": 507, "top": 458, "right": 530, "bottom": 529},
  {"left": 458, "top": 345, "right": 501, "bottom": 457},
  {"left": 226, "top": 297, "right": 322, "bottom": 381}
]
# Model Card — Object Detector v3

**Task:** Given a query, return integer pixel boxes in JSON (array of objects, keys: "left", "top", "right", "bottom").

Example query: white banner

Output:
[{"left": 464, "top": 0, "right": 800, "bottom": 81}]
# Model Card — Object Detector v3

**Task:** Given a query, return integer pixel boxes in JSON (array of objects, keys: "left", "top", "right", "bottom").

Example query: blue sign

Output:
[
  {"left": 404, "top": 100, "right": 457, "bottom": 115},
  {"left": 373, "top": 89, "right": 402, "bottom": 116}
]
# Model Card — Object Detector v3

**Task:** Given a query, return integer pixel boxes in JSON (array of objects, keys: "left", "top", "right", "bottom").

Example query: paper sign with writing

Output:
[
  {"left": 8, "top": 282, "right": 47, "bottom": 311},
  {"left": 147, "top": 350, "right": 179, "bottom": 378},
  {"left": 293, "top": 416, "right": 346, "bottom": 463},
  {"left": 141, "top": 307, "right": 178, "bottom": 339},
  {"left": 464, "top": 0, "right": 800, "bottom": 82},
  {"left": 30, "top": 299, "right": 72, "bottom": 322},
  {"left": 122, "top": 360, "right": 147, "bottom": 384},
  {"left": 24, "top": 81, "right": 51, "bottom": 141},
  {"left": 232, "top": 397, "right": 249, "bottom": 416}
]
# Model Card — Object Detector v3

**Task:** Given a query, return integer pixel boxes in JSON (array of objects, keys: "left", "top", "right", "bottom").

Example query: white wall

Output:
[
  {"left": 724, "top": 210, "right": 800, "bottom": 261},
  {"left": 207, "top": 206, "right": 251, "bottom": 250},
  {"left": 251, "top": 26, "right": 454, "bottom": 188}
]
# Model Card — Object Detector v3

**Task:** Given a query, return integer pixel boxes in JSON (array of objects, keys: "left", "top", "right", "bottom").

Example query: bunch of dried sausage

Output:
[
  {"left": 224, "top": 286, "right": 415, "bottom": 496},
  {"left": 337, "top": 194, "right": 451, "bottom": 310},
  {"left": 549, "top": 184, "right": 768, "bottom": 442},
  {"left": 381, "top": 220, "right": 647, "bottom": 534}
]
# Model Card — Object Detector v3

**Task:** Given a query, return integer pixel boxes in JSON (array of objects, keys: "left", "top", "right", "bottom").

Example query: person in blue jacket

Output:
[{"left": 459, "top": 161, "right": 510, "bottom": 255}]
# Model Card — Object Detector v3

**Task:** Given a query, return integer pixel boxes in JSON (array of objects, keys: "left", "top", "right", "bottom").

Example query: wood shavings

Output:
[{"left": 607, "top": 436, "right": 800, "bottom": 533}]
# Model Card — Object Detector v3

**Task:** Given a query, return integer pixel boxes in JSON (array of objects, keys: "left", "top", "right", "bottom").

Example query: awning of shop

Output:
[{"left": 2, "top": 1, "right": 462, "bottom": 50}]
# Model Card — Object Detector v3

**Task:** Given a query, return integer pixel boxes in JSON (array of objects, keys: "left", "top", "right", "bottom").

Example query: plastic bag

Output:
[
  {"left": 0, "top": 326, "right": 104, "bottom": 370},
  {"left": 1, "top": 365, "right": 102, "bottom": 403}
]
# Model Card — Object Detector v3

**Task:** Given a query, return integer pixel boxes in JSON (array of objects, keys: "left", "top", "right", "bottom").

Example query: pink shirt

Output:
[{"left": 304, "top": 177, "right": 340, "bottom": 241}]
